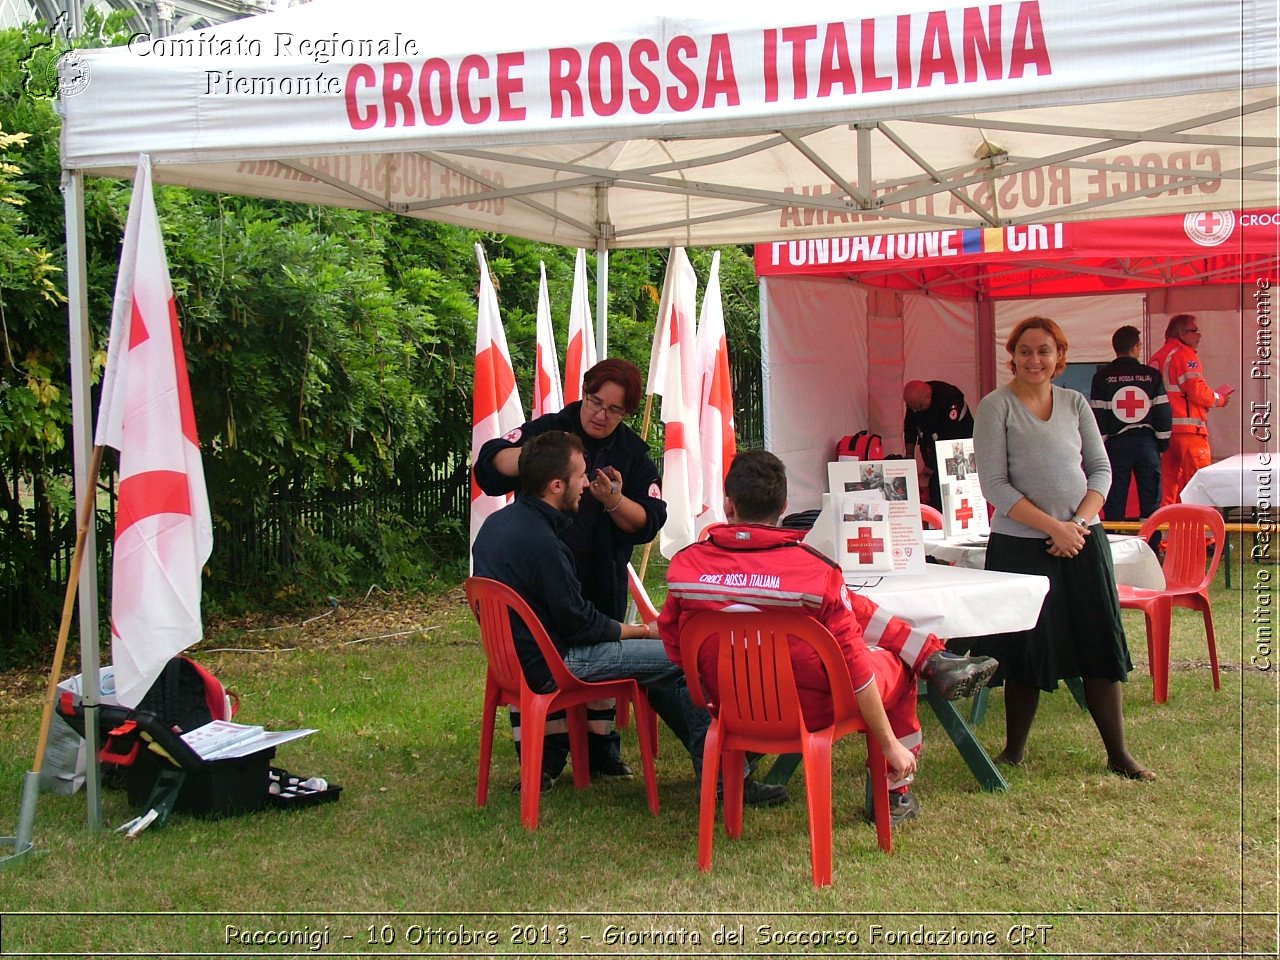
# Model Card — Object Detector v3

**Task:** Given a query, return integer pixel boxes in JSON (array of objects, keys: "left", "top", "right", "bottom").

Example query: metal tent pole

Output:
[{"left": 63, "top": 168, "right": 103, "bottom": 831}]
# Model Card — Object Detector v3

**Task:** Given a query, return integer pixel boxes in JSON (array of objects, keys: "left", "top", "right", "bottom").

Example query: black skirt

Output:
[{"left": 970, "top": 524, "right": 1132, "bottom": 692}]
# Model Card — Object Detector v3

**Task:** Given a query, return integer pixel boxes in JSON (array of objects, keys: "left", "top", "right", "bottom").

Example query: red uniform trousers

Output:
[
  {"left": 1160, "top": 433, "right": 1212, "bottom": 506},
  {"left": 862, "top": 644, "right": 920, "bottom": 789}
]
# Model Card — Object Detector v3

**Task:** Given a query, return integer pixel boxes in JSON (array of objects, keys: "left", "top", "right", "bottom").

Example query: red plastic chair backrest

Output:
[
  {"left": 626, "top": 563, "right": 659, "bottom": 622},
  {"left": 680, "top": 610, "right": 860, "bottom": 740},
  {"left": 465, "top": 577, "right": 580, "bottom": 695},
  {"left": 920, "top": 505, "right": 945, "bottom": 530},
  {"left": 1139, "top": 504, "right": 1225, "bottom": 592}
]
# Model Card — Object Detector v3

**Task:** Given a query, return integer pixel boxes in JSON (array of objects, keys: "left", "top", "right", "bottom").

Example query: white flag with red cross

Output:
[
  {"left": 96, "top": 156, "right": 213, "bottom": 708},
  {"left": 562, "top": 249, "right": 596, "bottom": 403},
  {"left": 470, "top": 244, "right": 525, "bottom": 558},
  {"left": 650, "top": 248, "right": 701, "bottom": 558},
  {"left": 531, "top": 261, "right": 564, "bottom": 419},
  {"left": 695, "top": 251, "right": 735, "bottom": 534}
]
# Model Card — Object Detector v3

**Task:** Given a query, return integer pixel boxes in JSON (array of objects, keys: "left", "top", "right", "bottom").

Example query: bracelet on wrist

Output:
[{"left": 605, "top": 495, "right": 623, "bottom": 513}]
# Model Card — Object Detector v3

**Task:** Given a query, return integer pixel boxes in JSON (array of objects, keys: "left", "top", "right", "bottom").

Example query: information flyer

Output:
[{"left": 827, "top": 460, "right": 926, "bottom": 575}]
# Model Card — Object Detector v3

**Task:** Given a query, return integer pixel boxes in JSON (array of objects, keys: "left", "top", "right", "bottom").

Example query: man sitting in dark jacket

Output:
[{"left": 472, "top": 430, "right": 786, "bottom": 805}]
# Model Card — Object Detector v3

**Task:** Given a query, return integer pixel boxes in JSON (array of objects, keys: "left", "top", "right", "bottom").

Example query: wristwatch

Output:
[{"left": 1071, "top": 517, "right": 1090, "bottom": 529}]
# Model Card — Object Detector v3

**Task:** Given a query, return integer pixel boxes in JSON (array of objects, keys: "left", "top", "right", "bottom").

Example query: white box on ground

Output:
[{"left": 42, "top": 667, "right": 117, "bottom": 795}]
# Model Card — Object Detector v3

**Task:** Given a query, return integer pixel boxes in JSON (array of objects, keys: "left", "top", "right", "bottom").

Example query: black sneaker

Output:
[
  {"left": 920, "top": 652, "right": 999, "bottom": 701},
  {"left": 718, "top": 778, "right": 789, "bottom": 807},
  {"left": 591, "top": 758, "right": 634, "bottom": 780},
  {"left": 511, "top": 772, "right": 556, "bottom": 794},
  {"left": 865, "top": 790, "right": 920, "bottom": 827}
]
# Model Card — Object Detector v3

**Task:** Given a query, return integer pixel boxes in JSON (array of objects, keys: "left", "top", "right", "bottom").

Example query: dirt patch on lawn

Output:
[{"left": 0, "top": 587, "right": 472, "bottom": 709}]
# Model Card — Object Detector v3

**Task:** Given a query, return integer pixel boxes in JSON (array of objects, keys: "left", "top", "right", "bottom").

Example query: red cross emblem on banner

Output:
[
  {"left": 846, "top": 526, "right": 886, "bottom": 565},
  {"left": 1112, "top": 387, "right": 1150, "bottom": 423},
  {"left": 1193, "top": 211, "right": 1224, "bottom": 234},
  {"left": 954, "top": 499, "right": 975, "bottom": 529}
]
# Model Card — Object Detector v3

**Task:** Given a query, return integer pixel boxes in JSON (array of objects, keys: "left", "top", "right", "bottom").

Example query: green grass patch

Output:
[{"left": 0, "top": 562, "right": 1275, "bottom": 956}]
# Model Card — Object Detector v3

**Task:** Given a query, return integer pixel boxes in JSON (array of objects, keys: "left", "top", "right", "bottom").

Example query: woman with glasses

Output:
[{"left": 475, "top": 358, "right": 667, "bottom": 783}]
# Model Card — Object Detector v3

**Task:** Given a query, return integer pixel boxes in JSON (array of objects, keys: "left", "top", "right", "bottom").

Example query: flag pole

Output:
[
  {"left": 4, "top": 444, "right": 104, "bottom": 864},
  {"left": 635, "top": 397, "right": 657, "bottom": 582}
]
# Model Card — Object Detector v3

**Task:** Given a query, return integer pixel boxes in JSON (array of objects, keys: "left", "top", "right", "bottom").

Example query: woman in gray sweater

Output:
[{"left": 973, "top": 316, "right": 1154, "bottom": 781}]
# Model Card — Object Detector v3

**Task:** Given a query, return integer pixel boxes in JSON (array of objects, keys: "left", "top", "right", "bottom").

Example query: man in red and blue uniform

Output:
[
  {"left": 658, "top": 450, "right": 997, "bottom": 825},
  {"left": 1090, "top": 325, "right": 1172, "bottom": 520}
]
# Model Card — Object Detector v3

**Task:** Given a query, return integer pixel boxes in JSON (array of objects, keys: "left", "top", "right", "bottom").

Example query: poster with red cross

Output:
[
  {"left": 935, "top": 437, "right": 990, "bottom": 539},
  {"left": 827, "top": 460, "right": 926, "bottom": 575}
]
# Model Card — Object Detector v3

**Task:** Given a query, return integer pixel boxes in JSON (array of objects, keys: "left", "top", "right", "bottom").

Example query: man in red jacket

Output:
[
  {"left": 1148, "top": 314, "right": 1234, "bottom": 505},
  {"left": 658, "top": 450, "right": 997, "bottom": 826}
]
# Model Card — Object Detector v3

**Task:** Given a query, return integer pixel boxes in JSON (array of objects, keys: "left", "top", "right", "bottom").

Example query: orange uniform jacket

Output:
[{"left": 1148, "top": 338, "right": 1226, "bottom": 437}]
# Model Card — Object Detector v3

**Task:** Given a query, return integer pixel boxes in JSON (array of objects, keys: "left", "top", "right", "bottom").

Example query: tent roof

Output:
[
  {"left": 59, "top": 0, "right": 1279, "bottom": 248},
  {"left": 754, "top": 208, "right": 1280, "bottom": 297}
]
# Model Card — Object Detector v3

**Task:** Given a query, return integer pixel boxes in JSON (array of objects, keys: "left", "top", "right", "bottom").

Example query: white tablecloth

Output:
[
  {"left": 1180, "top": 454, "right": 1278, "bottom": 509},
  {"left": 844, "top": 564, "right": 1049, "bottom": 639},
  {"left": 922, "top": 531, "right": 1166, "bottom": 590}
]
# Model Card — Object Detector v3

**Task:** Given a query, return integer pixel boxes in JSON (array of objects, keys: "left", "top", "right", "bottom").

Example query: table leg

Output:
[
  {"left": 764, "top": 685, "right": 1009, "bottom": 793},
  {"left": 1064, "top": 676, "right": 1088, "bottom": 711},
  {"left": 762, "top": 753, "right": 800, "bottom": 785},
  {"left": 923, "top": 680, "right": 1008, "bottom": 792}
]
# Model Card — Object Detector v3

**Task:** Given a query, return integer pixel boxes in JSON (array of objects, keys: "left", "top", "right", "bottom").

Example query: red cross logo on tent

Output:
[
  {"left": 1112, "top": 387, "right": 1150, "bottom": 423},
  {"left": 954, "top": 499, "right": 975, "bottom": 529},
  {"left": 847, "top": 526, "right": 886, "bottom": 565},
  {"left": 1194, "top": 212, "right": 1224, "bottom": 234},
  {"left": 1183, "top": 209, "right": 1234, "bottom": 247}
]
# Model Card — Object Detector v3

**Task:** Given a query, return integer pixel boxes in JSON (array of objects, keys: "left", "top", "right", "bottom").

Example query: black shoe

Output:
[
  {"left": 591, "top": 758, "right": 634, "bottom": 781},
  {"left": 921, "top": 652, "right": 998, "bottom": 701},
  {"left": 866, "top": 790, "right": 921, "bottom": 827},
  {"left": 718, "top": 778, "right": 789, "bottom": 807},
  {"left": 511, "top": 772, "right": 556, "bottom": 794}
]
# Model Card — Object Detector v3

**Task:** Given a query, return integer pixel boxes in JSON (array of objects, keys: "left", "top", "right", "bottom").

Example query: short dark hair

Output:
[
  {"left": 1112, "top": 325, "right": 1141, "bottom": 355},
  {"left": 1165, "top": 313, "right": 1196, "bottom": 340},
  {"left": 518, "top": 431, "right": 584, "bottom": 497},
  {"left": 582, "top": 358, "right": 643, "bottom": 415},
  {"left": 724, "top": 450, "right": 787, "bottom": 523}
]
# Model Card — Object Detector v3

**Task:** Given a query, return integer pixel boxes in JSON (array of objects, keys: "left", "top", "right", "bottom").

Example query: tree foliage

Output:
[{"left": 0, "top": 22, "right": 762, "bottom": 652}]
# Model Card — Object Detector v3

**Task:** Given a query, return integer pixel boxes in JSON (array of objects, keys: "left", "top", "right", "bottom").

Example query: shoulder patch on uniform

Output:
[
  {"left": 504, "top": 427, "right": 523, "bottom": 443},
  {"left": 648, "top": 482, "right": 662, "bottom": 499}
]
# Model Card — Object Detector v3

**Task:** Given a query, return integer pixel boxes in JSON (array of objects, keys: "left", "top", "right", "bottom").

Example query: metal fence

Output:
[{"left": 1, "top": 360, "right": 763, "bottom": 645}]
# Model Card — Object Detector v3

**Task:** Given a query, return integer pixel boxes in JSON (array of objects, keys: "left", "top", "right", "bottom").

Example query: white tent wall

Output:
[
  {"left": 763, "top": 278, "right": 1263, "bottom": 510},
  {"left": 762, "top": 276, "right": 976, "bottom": 510},
  {"left": 762, "top": 276, "right": 867, "bottom": 512},
  {"left": 902, "top": 294, "right": 981, "bottom": 426}
]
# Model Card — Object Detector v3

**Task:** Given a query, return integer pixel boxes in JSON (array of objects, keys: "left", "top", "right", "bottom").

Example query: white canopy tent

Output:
[{"left": 55, "top": 0, "right": 1277, "bottom": 818}]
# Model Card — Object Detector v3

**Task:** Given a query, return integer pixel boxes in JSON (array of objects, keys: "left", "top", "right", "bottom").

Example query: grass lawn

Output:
[{"left": 0, "top": 550, "right": 1275, "bottom": 957}]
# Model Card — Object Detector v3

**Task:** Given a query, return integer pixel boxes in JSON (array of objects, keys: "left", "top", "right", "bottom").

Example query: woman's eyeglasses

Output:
[{"left": 584, "top": 393, "right": 627, "bottom": 419}]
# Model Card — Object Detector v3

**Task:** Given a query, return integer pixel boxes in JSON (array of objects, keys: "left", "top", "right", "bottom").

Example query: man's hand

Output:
[
  {"left": 885, "top": 741, "right": 917, "bottom": 783},
  {"left": 589, "top": 466, "right": 624, "bottom": 505}
]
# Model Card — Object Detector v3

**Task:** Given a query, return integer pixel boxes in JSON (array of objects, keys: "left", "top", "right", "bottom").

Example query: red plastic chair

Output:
[
  {"left": 465, "top": 577, "right": 659, "bottom": 829},
  {"left": 920, "top": 505, "right": 945, "bottom": 530},
  {"left": 1116, "top": 504, "right": 1225, "bottom": 704},
  {"left": 678, "top": 610, "right": 893, "bottom": 888},
  {"left": 615, "top": 564, "right": 661, "bottom": 754}
]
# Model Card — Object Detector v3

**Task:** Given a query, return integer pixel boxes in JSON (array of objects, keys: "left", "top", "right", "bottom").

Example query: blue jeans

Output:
[{"left": 563, "top": 640, "right": 710, "bottom": 777}]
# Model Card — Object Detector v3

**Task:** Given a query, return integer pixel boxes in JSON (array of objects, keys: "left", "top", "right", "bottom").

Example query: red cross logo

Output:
[
  {"left": 846, "top": 526, "right": 886, "bottom": 565},
  {"left": 1113, "top": 387, "right": 1150, "bottom": 423},
  {"left": 954, "top": 499, "right": 975, "bottom": 529},
  {"left": 1194, "top": 211, "right": 1224, "bottom": 234}
]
